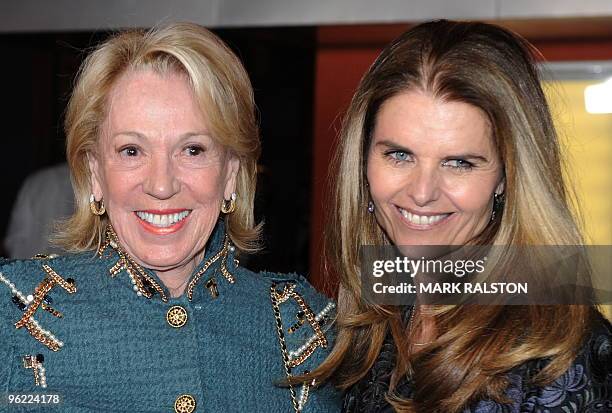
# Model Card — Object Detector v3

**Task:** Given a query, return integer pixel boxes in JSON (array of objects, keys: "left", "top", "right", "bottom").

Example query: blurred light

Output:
[{"left": 584, "top": 78, "right": 612, "bottom": 114}]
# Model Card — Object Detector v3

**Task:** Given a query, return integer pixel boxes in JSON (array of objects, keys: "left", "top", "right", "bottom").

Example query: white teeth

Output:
[
  {"left": 399, "top": 209, "right": 448, "bottom": 226},
  {"left": 135, "top": 210, "right": 190, "bottom": 228}
]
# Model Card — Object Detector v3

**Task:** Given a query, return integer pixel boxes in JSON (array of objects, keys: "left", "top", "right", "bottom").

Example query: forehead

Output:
[
  {"left": 102, "top": 69, "right": 206, "bottom": 134},
  {"left": 373, "top": 91, "right": 495, "bottom": 154}
]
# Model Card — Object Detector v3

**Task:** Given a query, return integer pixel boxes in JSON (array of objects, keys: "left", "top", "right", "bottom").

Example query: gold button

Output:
[
  {"left": 174, "top": 394, "right": 196, "bottom": 413},
  {"left": 166, "top": 305, "right": 188, "bottom": 328}
]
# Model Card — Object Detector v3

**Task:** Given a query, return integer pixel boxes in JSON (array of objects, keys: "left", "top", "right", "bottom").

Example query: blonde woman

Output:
[
  {"left": 0, "top": 23, "right": 340, "bottom": 412},
  {"left": 310, "top": 20, "right": 611, "bottom": 412}
]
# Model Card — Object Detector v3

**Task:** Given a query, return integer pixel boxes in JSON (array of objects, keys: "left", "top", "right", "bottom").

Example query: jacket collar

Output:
[{"left": 98, "top": 219, "right": 237, "bottom": 302}]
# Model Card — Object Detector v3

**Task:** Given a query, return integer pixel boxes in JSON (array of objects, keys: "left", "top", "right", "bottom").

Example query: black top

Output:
[{"left": 343, "top": 311, "right": 612, "bottom": 413}]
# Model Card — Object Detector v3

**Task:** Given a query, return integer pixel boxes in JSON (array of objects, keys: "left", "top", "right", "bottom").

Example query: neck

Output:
[
  {"left": 156, "top": 272, "right": 190, "bottom": 297},
  {"left": 154, "top": 249, "right": 205, "bottom": 298}
]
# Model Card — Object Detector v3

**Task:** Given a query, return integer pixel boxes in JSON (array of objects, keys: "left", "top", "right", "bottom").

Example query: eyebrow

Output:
[
  {"left": 375, "top": 140, "right": 414, "bottom": 154},
  {"left": 112, "top": 131, "right": 146, "bottom": 140},
  {"left": 375, "top": 139, "right": 490, "bottom": 162}
]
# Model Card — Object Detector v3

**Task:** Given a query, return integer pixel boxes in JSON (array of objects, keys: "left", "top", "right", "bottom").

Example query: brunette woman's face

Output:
[{"left": 366, "top": 90, "right": 504, "bottom": 246}]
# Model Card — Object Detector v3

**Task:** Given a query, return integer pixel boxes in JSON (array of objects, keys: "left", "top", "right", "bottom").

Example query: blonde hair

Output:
[
  {"left": 57, "top": 22, "right": 261, "bottom": 252},
  {"left": 310, "top": 20, "right": 596, "bottom": 412}
]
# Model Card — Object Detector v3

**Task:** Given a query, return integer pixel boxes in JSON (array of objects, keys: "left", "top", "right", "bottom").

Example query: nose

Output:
[
  {"left": 406, "top": 165, "right": 440, "bottom": 207},
  {"left": 143, "top": 154, "right": 180, "bottom": 200}
]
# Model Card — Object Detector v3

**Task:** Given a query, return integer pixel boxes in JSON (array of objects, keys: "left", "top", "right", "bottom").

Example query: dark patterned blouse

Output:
[{"left": 342, "top": 311, "right": 611, "bottom": 413}]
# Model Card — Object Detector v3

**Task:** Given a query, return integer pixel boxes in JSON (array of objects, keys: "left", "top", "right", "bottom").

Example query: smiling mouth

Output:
[
  {"left": 135, "top": 210, "right": 191, "bottom": 228},
  {"left": 397, "top": 207, "right": 452, "bottom": 226}
]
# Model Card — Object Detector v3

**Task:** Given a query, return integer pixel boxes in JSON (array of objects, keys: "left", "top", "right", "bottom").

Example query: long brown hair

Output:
[{"left": 310, "top": 20, "right": 595, "bottom": 412}]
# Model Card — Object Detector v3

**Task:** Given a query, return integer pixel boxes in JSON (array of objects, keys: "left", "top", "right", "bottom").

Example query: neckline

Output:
[{"left": 97, "top": 220, "right": 236, "bottom": 302}]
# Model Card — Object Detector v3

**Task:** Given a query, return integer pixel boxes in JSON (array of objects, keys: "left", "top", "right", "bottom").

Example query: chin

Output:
[
  {"left": 388, "top": 226, "right": 442, "bottom": 246},
  {"left": 132, "top": 248, "right": 189, "bottom": 271},
  {"left": 395, "top": 237, "right": 444, "bottom": 246}
]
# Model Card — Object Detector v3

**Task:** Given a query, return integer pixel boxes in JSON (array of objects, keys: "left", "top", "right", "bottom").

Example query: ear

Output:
[
  {"left": 87, "top": 152, "right": 104, "bottom": 201},
  {"left": 223, "top": 155, "right": 240, "bottom": 201}
]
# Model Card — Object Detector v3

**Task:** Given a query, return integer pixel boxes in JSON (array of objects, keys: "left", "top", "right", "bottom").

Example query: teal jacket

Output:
[{"left": 0, "top": 222, "right": 341, "bottom": 412}]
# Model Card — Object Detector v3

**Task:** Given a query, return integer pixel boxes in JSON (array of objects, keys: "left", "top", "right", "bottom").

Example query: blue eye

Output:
[
  {"left": 389, "top": 151, "right": 411, "bottom": 162},
  {"left": 444, "top": 159, "right": 473, "bottom": 169}
]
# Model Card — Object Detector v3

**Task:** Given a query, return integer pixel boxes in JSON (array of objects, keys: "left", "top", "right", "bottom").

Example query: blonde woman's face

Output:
[
  {"left": 367, "top": 91, "right": 504, "bottom": 246},
  {"left": 89, "top": 69, "right": 238, "bottom": 279}
]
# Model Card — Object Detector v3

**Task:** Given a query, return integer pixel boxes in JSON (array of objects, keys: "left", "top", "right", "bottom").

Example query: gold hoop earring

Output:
[
  {"left": 90, "top": 194, "right": 106, "bottom": 216},
  {"left": 221, "top": 192, "right": 237, "bottom": 214}
]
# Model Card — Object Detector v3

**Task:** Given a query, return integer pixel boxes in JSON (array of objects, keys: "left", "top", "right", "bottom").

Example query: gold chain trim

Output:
[
  {"left": 186, "top": 235, "right": 233, "bottom": 300},
  {"left": 99, "top": 225, "right": 235, "bottom": 302},
  {"left": 270, "top": 283, "right": 326, "bottom": 412},
  {"left": 13, "top": 265, "right": 76, "bottom": 351},
  {"left": 22, "top": 354, "right": 47, "bottom": 388},
  {"left": 42, "top": 265, "right": 77, "bottom": 293},
  {"left": 298, "top": 380, "right": 315, "bottom": 412},
  {"left": 270, "top": 283, "right": 300, "bottom": 412},
  {"left": 41, "top": 302, "right": 63, "bottom": 318},
  {"left": 23, "top": 320, "right": 61, "bottom": 352},
  {"left": 271, "top": 284, "right": 329, "bottom": 368},
  {"left": 14, "top": 279, "right": 54, "bottom": 328},
  {"left": 99, "top": 225, "right": 169, "bottom": 302}
]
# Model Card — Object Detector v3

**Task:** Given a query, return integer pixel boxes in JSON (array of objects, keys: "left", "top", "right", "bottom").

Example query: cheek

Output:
[
  {"left": 181, "top": 167, "right": 226, "bottom": 203},
  {"left": 99, "top": 166, "right": 141, "bottom": 205},
  {"left": 445, "top": 179, "right": 495, "bottom": 214},
  {"left": 367, "top": 158, "right": 395, "bottom": 200}
]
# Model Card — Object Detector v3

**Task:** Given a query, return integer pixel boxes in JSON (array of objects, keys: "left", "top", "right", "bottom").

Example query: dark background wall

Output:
[{"left": 0, "top": 27, "right": 317, "bottom": 276}]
